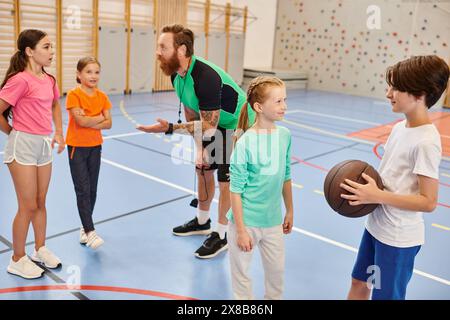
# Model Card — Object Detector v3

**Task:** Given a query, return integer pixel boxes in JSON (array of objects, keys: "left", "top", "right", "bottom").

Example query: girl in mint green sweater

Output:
[{"left": 227, "top": 76, "right": 294, "bottom": 300}]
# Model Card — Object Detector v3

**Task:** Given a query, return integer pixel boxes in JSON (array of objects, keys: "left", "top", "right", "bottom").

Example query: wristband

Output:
[{"left": 165, "top": 122, "right": 174, "bottom": 135}]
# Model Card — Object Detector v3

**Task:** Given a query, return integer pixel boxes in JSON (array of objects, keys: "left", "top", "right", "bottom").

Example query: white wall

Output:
[
  {"left": 211, "top": 0, "right": 278, "bottom": 69},
  {"left": 66, "top": 0, "right": 278, "bottom": 70},
  {"left": 11, "top": 0, "right": 277, "bottom": 88}
]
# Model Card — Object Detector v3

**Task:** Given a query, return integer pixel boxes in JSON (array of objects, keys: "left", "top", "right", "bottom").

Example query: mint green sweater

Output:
[{"left": 227, "top": 126, "right": 292, "bottom": 228}]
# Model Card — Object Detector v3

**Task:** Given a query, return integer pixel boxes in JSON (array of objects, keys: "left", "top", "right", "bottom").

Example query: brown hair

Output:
[
  {"left": 386, "top": 55, "right": 450, "bottom": 108},
  {"left": 1, "top": 29, "right": 55, "bottom": 120},
  {"left": 161, "top": 24, "right": 194, "bottom": 57},
  {"left": 76, "top": 56, "right": 101, "bottom": 84},
  {"left": 235, "top": 76, "right": 285, "bottom": 142}
]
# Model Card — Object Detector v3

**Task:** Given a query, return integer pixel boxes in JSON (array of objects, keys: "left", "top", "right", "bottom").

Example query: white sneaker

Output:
[
  {"left": 31, "top": 246, "right": 62, "bottom": 269},
  {"left": 80, "top": 227, "right": 88, "bottom": 244},
  {"left": 86, "top": 231, "right": 104, "bottom": 250},
  {"left": 7, "top": 255, "right": 44, "bottom": 279}
]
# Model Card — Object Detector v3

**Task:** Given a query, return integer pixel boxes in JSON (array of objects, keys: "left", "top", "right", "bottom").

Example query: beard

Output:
[{"left": 158, "top": 52, "right": 180, "bottom": 76}]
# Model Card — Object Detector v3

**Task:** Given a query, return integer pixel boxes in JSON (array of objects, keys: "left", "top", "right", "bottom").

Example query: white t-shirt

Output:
[{"left": 366, "top": 119, "right": 441, "bottom": 248}]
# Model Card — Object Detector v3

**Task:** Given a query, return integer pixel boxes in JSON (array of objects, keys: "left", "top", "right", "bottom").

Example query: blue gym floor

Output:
[{"left": 0, "top": 89, "right": 449, "bottom": 300}]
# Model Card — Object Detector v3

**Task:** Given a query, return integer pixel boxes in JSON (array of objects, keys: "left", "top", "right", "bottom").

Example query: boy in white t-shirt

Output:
[{"left": 340, "top": 55, "right": 449, "bottom": 300}]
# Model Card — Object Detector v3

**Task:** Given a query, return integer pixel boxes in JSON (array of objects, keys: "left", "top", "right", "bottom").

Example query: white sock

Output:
[
  {"left": 216, "top": 223, "right": 228, "bottom": 239},
  {"left": 197, "top": 209, "right": 210, "bottom": 225}
]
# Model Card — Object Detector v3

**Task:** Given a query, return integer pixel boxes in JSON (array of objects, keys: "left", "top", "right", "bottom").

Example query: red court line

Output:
[
  {"left": 438, "top": 203, "right": 450, "bottom": 209},
  {"left": 348, "top": 113, "right": 450, "bottom": 156},
  {"left": 291, "top": 156, "right": 329, "bottom": 172},
  {"left": 346, "top": 119, "right": 401, "bottom": 137},
  {"left": 0, "top": 285, "right": 197, "bottom": 300},
  {"left": 372, "top": 143, "right": 450, "bottom": 188},
  {"left": 373, "top": 142, "right": 383, "bottom": 160}
]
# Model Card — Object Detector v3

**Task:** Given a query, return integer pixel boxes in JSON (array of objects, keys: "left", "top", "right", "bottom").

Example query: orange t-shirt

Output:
[{"left": 65, "top": 87, "right": 112, "bottom": 147}]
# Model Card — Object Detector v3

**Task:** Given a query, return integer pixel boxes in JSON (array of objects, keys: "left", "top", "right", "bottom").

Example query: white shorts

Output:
[{"left": 3, "top": 129, "right": 53, "bottom": 166}]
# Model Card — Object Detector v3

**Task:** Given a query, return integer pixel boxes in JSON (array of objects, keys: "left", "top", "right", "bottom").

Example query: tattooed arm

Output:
[
  {"left": 184, "top": 106, "right": 200, "bottom": 122},
  {"left": 173, "top": 109, "right": 220, "bottom": 136},
  {"left": 136, "top": 109, "right": 219, "bottom": 137}
]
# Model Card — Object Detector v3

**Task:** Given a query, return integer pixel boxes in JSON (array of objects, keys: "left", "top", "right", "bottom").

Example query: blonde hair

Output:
[{"left": 234, "top": 76, "right": 285, "bottom": 143}]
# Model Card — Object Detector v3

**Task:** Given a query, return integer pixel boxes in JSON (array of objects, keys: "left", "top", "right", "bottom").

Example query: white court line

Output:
[
  {"left": 0, "top": 151, "right": 3, "bottom": 155},
  {"left": 293, "top": 227, "right": 358, "bottom": 253},
  {"left": 293, "top": 227, "right": 450, "bottom": 286},
  {"left": 100, "top": 128, "right": 450, "bottom": 163},
  {"left": 282, "top": 119, "right": 376, "bottom": 145},
  {"left": 413, "top": 270, "right": 450, "bottom": 286},
  {"left": 103, "top": 132, "right": 145, "bottom": 140},
  {"left": 285, "top": 109, "right": 381, "bottom": 126},
  {"left": 101, "top": 157, "right": 219, "bottom": 204},
  {"left": 282, "top": 118, "right": 450, "bottom": 162},
  {"left": 372, "top": 101, "right": 390, "bottom": 106},
  {"left": 102, "top": 158, "right": 195, "bottom": 196},
  {"left": 101, "top": 157, "right": 450, "bottom": 287}
]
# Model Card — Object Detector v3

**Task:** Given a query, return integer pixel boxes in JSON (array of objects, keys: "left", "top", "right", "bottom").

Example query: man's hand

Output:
[
  {"left": 195, "top": 148, "right": 211, "bottom": 170},
  {"left": 136, "top": 118, "right": 170, "bottom": 133}
]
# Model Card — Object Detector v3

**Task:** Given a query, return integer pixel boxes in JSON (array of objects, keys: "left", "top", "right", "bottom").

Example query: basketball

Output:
[{"left": 323, "top": 160, "right": 384, "bottom": 218}]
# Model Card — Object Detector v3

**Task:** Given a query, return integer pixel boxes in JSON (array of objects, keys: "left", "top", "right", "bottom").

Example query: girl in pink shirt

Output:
[{"left": 0, "top": 29, "right": 65, "bottom": 279}]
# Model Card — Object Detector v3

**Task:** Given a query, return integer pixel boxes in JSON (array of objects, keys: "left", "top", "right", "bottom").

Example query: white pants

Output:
[{"left": 228, "top": 222, "right": 285, "bottom": 300}]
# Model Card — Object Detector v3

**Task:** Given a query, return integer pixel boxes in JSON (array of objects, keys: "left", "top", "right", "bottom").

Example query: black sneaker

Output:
[
  {"left": 172, "top": 217, "right": 212, "bottom": 236},
  {"left": 194, "top": 232, "right": 228, "bottom": 259}
]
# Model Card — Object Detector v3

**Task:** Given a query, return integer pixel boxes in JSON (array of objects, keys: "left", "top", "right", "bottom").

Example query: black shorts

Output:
[{"left": 200, "top": 127, "right": 234, "bottom": 182}]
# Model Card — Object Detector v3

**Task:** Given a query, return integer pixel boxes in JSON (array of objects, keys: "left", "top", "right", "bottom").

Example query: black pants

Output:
[
  {"left": 201, "top": 127, "right": 234, "bottom": 182},
  {"left": 68, "top": 145, "right": 102, "bottom": 233}
]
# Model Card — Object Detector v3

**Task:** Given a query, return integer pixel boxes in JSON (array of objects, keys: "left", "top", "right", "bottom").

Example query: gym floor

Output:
[{"left": 0, "top": 88, "right": 449, "bottom": 300}]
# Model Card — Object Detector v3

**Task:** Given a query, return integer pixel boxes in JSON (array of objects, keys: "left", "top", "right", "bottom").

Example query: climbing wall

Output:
[{"left": 273, "top": 0, "right": 450, "bottom": 99}]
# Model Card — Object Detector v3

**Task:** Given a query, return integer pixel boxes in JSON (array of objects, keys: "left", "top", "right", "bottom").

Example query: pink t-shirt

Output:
[{"left": 0, "top": 71, "right": 60, "bottom": 135}]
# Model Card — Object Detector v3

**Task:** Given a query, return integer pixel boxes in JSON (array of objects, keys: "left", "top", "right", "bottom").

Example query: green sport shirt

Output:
[{"left": 171, "top": 55, "right": 255, "bottom": 129}]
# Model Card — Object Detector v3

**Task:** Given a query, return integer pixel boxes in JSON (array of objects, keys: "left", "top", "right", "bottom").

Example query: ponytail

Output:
[
  {"left": 1, "top": 50, "right": 28, "bottom": 120},
  {"left": 233, "top": 102, "right": 250, "bottom": 146},
  {"left": 2, "top": 29, "right": 49, "bottom": 121}
]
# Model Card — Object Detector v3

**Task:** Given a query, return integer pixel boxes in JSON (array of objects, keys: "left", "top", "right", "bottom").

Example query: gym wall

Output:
[
  {"left": 0, "top": 0, "right": 248, "bottom": 94},
  {"left": 273, "top": 0, "right": 450, "bottom": 101}
]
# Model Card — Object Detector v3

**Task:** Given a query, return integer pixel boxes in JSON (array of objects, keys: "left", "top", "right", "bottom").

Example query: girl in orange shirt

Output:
[{"left": 66, "top": 57, "right": 112, "bottom": 249}]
